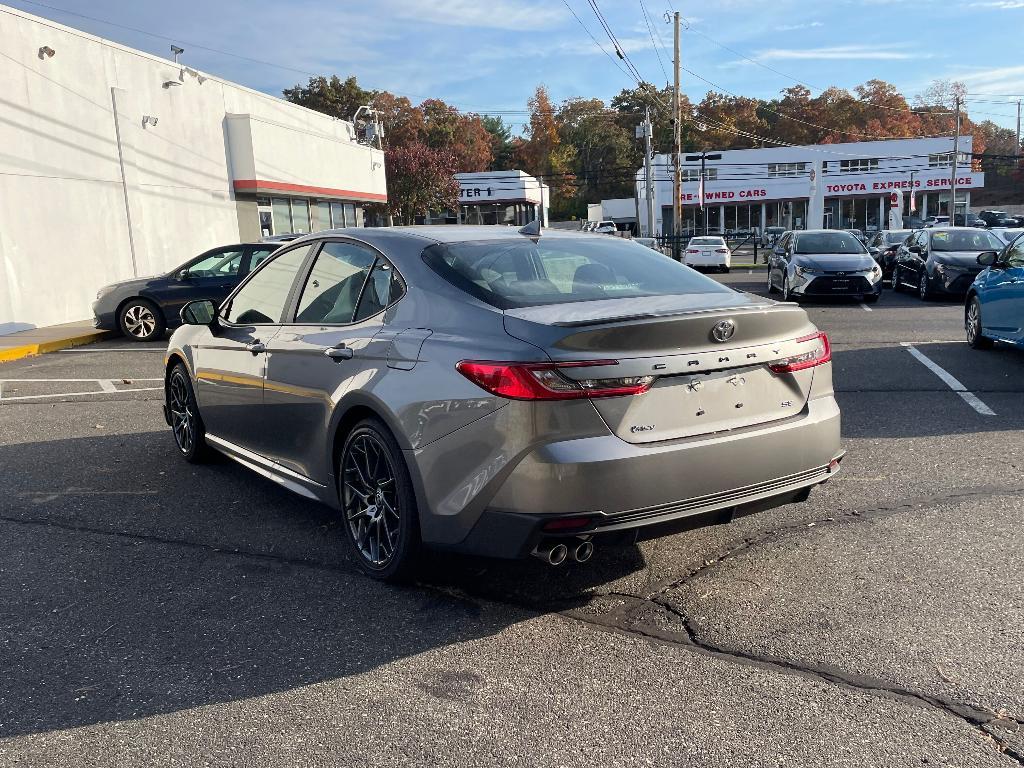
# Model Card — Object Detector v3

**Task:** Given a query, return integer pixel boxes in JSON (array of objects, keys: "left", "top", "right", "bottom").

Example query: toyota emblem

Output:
[{"left": 711, "top": 319, "right": 736, "bottom": 343}]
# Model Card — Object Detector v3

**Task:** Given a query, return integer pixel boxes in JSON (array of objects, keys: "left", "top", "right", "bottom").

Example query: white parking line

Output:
[
  {"left": 859, "top": 303, "right": 873, "bottom": 312},
  {"left": 901, "top": 343, "right": 996, "bottom": 416},
  {"left": 0, "top": 378, "right": 162, "bottom": 402},
  {"left": 57, "top": 347, "right": 164, "bottom": 353}
]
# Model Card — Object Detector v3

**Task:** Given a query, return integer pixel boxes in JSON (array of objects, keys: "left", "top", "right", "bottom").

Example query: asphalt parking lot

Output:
[{"left": 2, "top": 277, "right": 1023, "bottom": 767}]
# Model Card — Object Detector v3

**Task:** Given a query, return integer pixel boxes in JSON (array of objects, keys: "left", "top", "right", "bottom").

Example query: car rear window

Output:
[
  {"left": 886, "top": 232, "right": 910, "bottom": 244},
  {"left": 930, "top": 230, "right": 1004, "bottom": 252},
  {"left": 794, "top": 232, "right": 865, "bottom": 254},
  {"left": 422, "top": 237, "right": 731, "bottom": 309},
  {"left": 690, "top": 237, "right": 725, "bottom": 245}
]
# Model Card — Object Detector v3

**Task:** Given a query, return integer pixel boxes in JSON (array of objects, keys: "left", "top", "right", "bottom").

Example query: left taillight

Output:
[
  {"left": 767, "top": 332, "right": 831, "bottom": 374},
  {"left": 455, "top": 360, "right": 655, "bottom": 400}
]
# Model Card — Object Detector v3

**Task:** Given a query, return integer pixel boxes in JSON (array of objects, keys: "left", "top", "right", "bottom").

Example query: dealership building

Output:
[
  {"left": 637, "top": 136, "right": 984, "bottom": 237},
  {"left": 0, "top": 5, "right": 386, "bottom": 332},
  {"left": 418, "top": 170, "right": 549, "bottom": 226}
]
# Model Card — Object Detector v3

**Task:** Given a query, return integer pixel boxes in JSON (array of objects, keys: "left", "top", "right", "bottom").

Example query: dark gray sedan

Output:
[{"left": 164, "top": 226, "right": 843, "bottom": 580}]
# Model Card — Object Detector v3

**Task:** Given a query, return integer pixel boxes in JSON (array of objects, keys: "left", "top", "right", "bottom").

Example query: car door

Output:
[
  {"left": 161, "top": 247, "right": 247, "bottom": 322},
  {"left": 262, "top": 239, "right": 399, "bottom": 483},
  {"left": 983, "top": 234, "right": 1024, "bottom": 342},
  {"left": 194, "top": 243, "right": 316, "bottom": 451},
  {"left": 899, "top": 231, "right": 925, "bottom": 285}
]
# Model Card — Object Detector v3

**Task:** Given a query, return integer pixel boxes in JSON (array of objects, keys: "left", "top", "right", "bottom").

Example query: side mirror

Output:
[
  {"left": 977, "top": 251, "right": 999, "bottom": 268},
  {"left": 908, "top": 245, "right": 922, "bottom": 254},
  {"left": 177, "top": 268, "right": 193, "bottom": 280},
  {"left": 180, "top": 299, "right": 218, "bottom": 326}
]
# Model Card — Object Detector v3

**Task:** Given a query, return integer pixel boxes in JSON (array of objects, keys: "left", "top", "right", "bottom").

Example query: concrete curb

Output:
[{"left": 0, "top": 329, "right": 112, "bottom": 363}]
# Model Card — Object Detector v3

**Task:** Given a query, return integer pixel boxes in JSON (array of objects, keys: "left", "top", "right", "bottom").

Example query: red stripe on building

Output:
[{"left": 233, "top": 179, "right": 387, "bottom": 202}]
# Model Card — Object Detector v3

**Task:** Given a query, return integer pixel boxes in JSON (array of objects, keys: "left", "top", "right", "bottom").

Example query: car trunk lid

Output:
[{"left": 504, "top": 293, "right": 822, "bottom": 444}]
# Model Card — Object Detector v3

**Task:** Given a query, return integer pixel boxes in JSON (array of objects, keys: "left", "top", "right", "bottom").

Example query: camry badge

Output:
[{"left": 711, "top": 319, "right": 736, "bottom": 343}]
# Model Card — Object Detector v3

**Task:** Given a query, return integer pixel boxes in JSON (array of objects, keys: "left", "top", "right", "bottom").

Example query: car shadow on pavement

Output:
[{"left": 0, "top": 430, "right": 646, "bottom": 738}]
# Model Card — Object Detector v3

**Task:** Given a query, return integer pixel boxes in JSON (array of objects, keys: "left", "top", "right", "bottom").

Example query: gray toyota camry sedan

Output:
[{"left": 164, "top": 225, "right": 843, "bottom": 580}]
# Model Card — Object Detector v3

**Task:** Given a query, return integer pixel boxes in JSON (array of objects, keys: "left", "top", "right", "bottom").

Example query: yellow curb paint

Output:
[{"left": 0, "top": 330, "right": 110, "bottom": 364}]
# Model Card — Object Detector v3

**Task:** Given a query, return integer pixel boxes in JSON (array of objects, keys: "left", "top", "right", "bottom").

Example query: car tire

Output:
[
  {"left": 966, "top": 296, "right": 993, "bottom": 349},
  {"left": 891, "top": 267, "right": 903, "bottom": 292},
  {"left": 918, "top": 272, "right": 933, "bottom": 301},
  {"left": 118, "top": 298, "right": 165, "bottom": 342},
  {"left": 766, "top": 269, "right": 776, "bottom": 294},
  {"left": 338, "top": 418, "right": 421, "bottom": 582},
  {"left": 863, "top": 293, "right": 880, "bottom": 304},
  {"left": 721, "top": 266, "right": 730, "bottom": 274},
  {"left": 782, "top": 275, "right": 796, "bottom": 302},
  {"left": 166, "top": 362, "right": 210, "bottom": 463}
]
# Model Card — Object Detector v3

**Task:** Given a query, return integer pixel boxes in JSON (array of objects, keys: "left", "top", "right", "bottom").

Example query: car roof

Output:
[{"left": 291, "top": 225, "right": 628, "bottom": 246}]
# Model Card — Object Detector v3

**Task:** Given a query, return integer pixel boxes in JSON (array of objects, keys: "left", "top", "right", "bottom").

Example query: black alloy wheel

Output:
[
  {"left": 891, "top": 266, "right": 903, "bottom": 292},
  {"left": 339, "top": 419, "right": 419, "bottom": 581},
  {"left": 966, "top": 296, "right": 993, "bottom": 349},
  {"left": 918, "top": 271, "right": 933, "bottom": 301},
  {"left": 167, "top": 363, "right": 208, "bottom": 462}
]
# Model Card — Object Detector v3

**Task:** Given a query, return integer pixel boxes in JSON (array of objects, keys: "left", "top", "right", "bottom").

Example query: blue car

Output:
[{"left": 965, "top": 232, "right": 1024, "bottom": 349}]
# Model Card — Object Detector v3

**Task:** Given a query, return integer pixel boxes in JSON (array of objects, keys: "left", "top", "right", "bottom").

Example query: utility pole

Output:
[
  {"left": 949, "top": 95, "right": 961, "bottom": 226},
  {"left": 643, "top": 107, "right": 656, "bottom": 237},
  {"left": 1016, "top": 100, "right": 1021, "bottom": 157},
  {"left": 672, "top": 11, "right": 682, "bottom": 259}
]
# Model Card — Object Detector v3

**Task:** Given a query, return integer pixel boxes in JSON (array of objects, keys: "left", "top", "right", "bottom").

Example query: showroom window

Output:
[
  {"left": 839, "top": 158, "right": 879, "bottom": 173},
  {"left": 767, "top": 163, "right": 806, "bottom": 178},
  {"left": 928, "top": 152, "right": 970, "bottom": 168},
  {"left": 681, "top": 168, "right": 718, "bottom": 182}
]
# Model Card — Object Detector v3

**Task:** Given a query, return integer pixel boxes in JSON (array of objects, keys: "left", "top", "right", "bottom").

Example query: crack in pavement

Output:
[
  {"left": 559, "top": 483, "right": 1024, "bottom": 765},
  {"left": 4, "top": 483, "right": 1024, "bottom": 762}
]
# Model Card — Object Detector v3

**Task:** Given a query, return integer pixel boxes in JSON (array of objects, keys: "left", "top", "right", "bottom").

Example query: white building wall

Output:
[{"left": 0, "top": 5, "right": 385, "bottom": 333}]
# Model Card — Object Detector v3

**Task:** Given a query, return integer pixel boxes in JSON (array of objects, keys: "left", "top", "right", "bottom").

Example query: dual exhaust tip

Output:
[{"left": 532, "top": 539, "right": 594, "bottom": 566}]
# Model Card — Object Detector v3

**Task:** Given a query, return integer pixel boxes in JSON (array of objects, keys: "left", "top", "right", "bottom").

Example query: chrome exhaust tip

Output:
[
  {"left": 532, "top": 541, "right": 569, "bottom": 566},
  {"left": 572, "top": 540, "right": 594, "bottom": 563}
]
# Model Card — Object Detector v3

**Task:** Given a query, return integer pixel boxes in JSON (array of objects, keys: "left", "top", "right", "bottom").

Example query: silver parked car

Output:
[{"left": 164, "top": 225, "right": 843, "bottom": 580}]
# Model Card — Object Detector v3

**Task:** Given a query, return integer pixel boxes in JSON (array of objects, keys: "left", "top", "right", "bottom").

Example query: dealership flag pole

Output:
[
  {"left": 949, "top": 95, "right": 961, "bottom": 226},
  {"left": 672, "top": 11, "right": 682, "bottom": 260}
]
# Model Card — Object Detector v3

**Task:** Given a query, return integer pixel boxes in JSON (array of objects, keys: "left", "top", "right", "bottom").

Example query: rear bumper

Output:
[{"left": 434, "top": 394, "right": 842, "bottom": 558}]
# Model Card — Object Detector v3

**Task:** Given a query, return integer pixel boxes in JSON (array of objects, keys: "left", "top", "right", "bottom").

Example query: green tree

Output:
[
  {"left": 482, "top": 116, "right": 516, "bottom": 170},
  {"left": 282, "top": 75, "right": 372, "bottom": 122}
]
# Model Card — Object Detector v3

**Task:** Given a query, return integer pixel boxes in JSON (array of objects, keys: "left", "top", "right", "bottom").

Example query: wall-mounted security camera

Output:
[
  {"left": 162, "top": 80, "right": 182, "bottom": 89},
  {"left": 170, "top": 45, "right": 184, "bottom": 63},
  {"left": 142, "top": 115, "right": 158, "bottom": 128},
  {"left": 37, "top": 46, "right": 55, "bottom": 59}
]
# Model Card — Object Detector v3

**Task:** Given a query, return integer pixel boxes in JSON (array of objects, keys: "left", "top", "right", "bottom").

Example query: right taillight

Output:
[
  {"left": 768, "top": 332, "right": 831, "bottom": 374},
  {"left": 456, "top": 360, "right": 655, "bottom": 400}
]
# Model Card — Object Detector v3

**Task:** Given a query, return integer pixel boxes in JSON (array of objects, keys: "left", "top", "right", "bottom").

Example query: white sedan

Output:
[{"left": 683, "top": 236, "right": 732, "bottom": 273}]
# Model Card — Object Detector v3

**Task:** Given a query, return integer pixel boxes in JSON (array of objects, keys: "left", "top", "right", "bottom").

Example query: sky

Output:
[{"left": 3, "top": 0, "right": 1023, "bottom": 134}]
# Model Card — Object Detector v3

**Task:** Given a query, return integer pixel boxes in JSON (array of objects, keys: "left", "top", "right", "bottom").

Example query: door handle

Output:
[
  {"left": 246, "top": 341, "right": 266, "bottom": 354},
  {"left": 324, "top": 344, "right": 354, "bottom": 361}
]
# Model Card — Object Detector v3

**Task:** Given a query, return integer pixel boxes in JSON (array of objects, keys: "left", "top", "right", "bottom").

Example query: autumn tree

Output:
[
  {"left": 384, "top": 143, "right": 460, "bottom": 224},
  {"left": 516, "top": 86, "right": 578, "bottom": 216}
]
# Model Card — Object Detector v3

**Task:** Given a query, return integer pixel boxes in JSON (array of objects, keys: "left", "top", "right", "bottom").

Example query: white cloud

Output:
[
  {"left": 757, "top": 44, "right": 922, "bottom": 61},
  {"left": 968, "top": 1, "right": 1024, "bottom": 8},
  {"left": 380, "top": 0, "right": 565, "bottom": 30},
  {"left": 774, "top": 21, "right": 824, "bottom": 31}
]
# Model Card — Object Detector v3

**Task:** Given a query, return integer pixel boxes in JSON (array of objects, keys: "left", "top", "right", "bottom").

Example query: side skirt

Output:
[{"left": 205, "top": 433, "right": 332, "bottom": 504}]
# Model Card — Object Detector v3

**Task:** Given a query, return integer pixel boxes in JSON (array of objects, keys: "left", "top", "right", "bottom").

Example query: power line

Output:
[
  {"left": 586, "top": 0, "right": 646, "bottom": 84},
  {"left": 637, "top": 0, "right": 668, "bottom": 82},
  {"left": 558, "top": 0, "right": 638, "bottom": 85}
]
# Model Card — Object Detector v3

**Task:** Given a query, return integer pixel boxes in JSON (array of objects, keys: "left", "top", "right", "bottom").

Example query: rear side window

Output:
[
  {"left": 295, "top": 241, "right": 376, "bottom": 324},
  {"left": 422, "top": 237, "right": 730, "bottom": 310}
]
